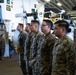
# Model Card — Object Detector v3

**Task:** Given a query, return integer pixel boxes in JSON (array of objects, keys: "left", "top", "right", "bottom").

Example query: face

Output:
[
  {"left": 26, "top": 25, "right": 31, "bottom": 33},
  {"left": 41, "top": 21, "right": 49, "bottom": 33},
  {"left": 26, "top": 25, "right": 29, "bottom": 31},
  {"left": 17, "top": 24, "right": 21, "bottom": 31},
  {"left": 30, "top": 22, "right": 33, "bottom": 30},
  {"left": 31, "top": 23, "right": 38, "bottom": 32},
  {"left": 54, "top": 24, "right": 63, "bottom": 37},
  {"left": 31, "top": 23, "right": 35, "bottom": 32}
]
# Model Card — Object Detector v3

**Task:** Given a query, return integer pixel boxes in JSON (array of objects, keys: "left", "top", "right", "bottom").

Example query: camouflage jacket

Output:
[
  {"left": 34, "top": 34, "right": 44, "bottom": 73},
  {"left": 52, "top": 35, "right": 75, "bottom": 75},
  {"left": 24, "top": 32, "right": 34, "bottom": 60},
  {"left": 29, "top": 31, "right": 42, "bottom": 66},
  {"left": 18, "top": 31, "right": 27, "bottom": 54},
  {"left": 40, "top": 32, "right": 56, "bottom": 73}
]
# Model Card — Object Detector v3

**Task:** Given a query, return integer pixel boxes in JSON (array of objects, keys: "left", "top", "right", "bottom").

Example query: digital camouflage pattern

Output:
[
  {"left": 52, "top": 35, "right": 75, "bottom": 75},
  {"left": 29, "top": 31, "right": 42, "bottom": 67},
  {"left": 24, "top": 32, "right": 34, "bottom": 75},
  {"left": 29, "top": 31, "right": 42, "bottom": 75},
  {"left": 18, "top": 31, "right": 27, "bottom": 75},
  {"left": 34, "top": 34, "right": 44, "bottom": 74},
  {"left": 25, "top": 32, "right": 34, "bottom": 60},
  {"left": 41, "top": 32, "right": 56, "bottom": 75},
  {"left": 18, "top": 31, "right": 27, "bottom": 54}
]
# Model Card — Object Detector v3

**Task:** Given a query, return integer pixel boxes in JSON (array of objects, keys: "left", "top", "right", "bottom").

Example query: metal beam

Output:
[
  {"left": 58, "top": 0, "right": 70, "bottom": 11},
  {"left": 71, "top": 0, "right": 76, "bottom": 6},
  {"left": 68, "top": 0, "right": 75, "bottom": 7},
  {"left": 46, "top": 1, "right": 62, "bottom": 10},
  {"left": 62, "top": 0, "right": 72, "bottom": 9}
]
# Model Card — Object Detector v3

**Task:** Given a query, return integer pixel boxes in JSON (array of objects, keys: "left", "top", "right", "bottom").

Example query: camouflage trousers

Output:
[
  {"left": 41, "top": 67, "right": 51, "bottom": 75},
  {"left": 32, "top": 66, "right": 41, "bottom": 75},
  {"left": 24, "top": 57, "right": 33, "bottom": 75},
  {"left": 25, "top": 59, "right": 33, "bottom": 75},
  {"left": 19, "top": 53, "right": 26, "bottom": 75}
]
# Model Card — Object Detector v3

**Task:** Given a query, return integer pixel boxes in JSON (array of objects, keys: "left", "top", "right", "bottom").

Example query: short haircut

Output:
[
  {"left": 18, "top": 23, "right": 24, "bottom": 28},
  {"left": 43, "top": 19, "right": 53, "bottom": 29},
  {"left": 54, "top": 20, "right": 71, "bottom": 32},
  {"left": 31, "top": 20, "right": 39, "bottom": 25}
]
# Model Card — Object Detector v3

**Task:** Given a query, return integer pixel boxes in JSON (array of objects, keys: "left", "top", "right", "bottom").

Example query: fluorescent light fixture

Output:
[
  {"left": 50, "top": 11, "right": 53, "bottom": 13},
  {"left": 61, "top": 10, "right": 65, "bottom": 13},
  {"left": 45, "top": 0, "right": 50, "bottom": 2},
  {"left": 57, "top": 3, "right": 62, "bottom": 6}
]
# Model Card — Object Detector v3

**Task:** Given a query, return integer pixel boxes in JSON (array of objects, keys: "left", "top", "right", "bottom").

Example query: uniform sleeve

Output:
[
  {"left": 18, "top": 32, "right": 27, "bottom": 54},
  {"left": 64, "top": 43, "right": 75, "bottom": 75},
  {"left": 22, "top": 33, "right": 27, "bottom": 46},
  {"left": 25, "top": 34, "right": 30, "bottom": 59},
  {"left": 49, "top": 37, "right": 56, "bottom": 70}
]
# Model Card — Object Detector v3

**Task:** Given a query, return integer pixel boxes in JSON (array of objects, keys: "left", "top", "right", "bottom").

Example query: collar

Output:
[{"left": 45, "top": 32, "right": 51, "bottom": 37}]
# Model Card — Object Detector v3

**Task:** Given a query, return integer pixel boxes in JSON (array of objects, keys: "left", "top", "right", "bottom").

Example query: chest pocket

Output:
[
  {"left": 54, "top": 44, "right": 64, "bottom": 55},
  {"left": 42, "top": 39, "right": 47, "bottom": 49},
  {"left": 56, "top": 45, "right": 62, "bottom": 54}
]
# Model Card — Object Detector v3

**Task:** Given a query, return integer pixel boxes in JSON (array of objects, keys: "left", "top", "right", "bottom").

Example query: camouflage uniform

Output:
[
  {"left": 18, "top": 31, "right": 27, "bottom": 75},
  {"left": 24, "top": 32, "right": 34, "bottom": 75},
  {"left": 29, "top": 31, "right": 42, "bottom": 75},
  {"left": 52, "top": 35, "right": 75, "bottom": 75},
  {"left": 40, "top": 32, "right": 56, "bottom": 75},
  {"left": 25, "top": 32, "right": 34, "bottom": 60},
  {"left": 34, "top": 34, "right": 44, "bottom": 75}
]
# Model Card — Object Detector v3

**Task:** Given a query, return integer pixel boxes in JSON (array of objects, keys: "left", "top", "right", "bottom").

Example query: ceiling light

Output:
[
  {"left": 50, "top": 11, "right": 53, "bottom": 13},
  {"left": 57, "top": 3, "right": 62, "bottom": 6},
  {"left": 61, "top": 10, "right": 65, "bottom": 13},
  {"left": 45, "top": 0, "right": 50, "bottom": 2}
]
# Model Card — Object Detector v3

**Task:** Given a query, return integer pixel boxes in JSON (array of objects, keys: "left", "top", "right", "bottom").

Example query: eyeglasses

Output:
[{"left": 41, "top": 24, "right": 47, "bottom": 26}]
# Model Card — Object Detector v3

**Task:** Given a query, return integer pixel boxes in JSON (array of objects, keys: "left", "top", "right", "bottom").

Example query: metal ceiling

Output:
[{"left": 40, "top": 0, "right": 76, "bottom": 13}]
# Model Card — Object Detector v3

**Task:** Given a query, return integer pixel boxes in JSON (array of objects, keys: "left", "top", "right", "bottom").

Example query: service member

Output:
[
  {"left": 29, "top": 20, "right": 42, "bottom": 75},
  {"left": 17, "top": 23, "right": 27, "bottom": 75},
  {"left": 24, "top": 22, "right": 34, "bottom": 75},
  {"left": 51, "top": 20, "right": 75, "bottom": 75},
  {"left": 39, "top": 19, "right": 56, "bottom": 75}
]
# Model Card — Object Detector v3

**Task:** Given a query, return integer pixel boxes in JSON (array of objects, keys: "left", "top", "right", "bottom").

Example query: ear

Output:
[
  {"left": 62, "top": 27, "right": 65, "bottom": 32},
  {"left": 48, "top": 25, "right": 51, "bottom": 29},
  {"left": 36, "top": 24, "right": 38, "bottom": 28},
  {"left": 35, "top": 25, "right": 37, "bottom": 28}
]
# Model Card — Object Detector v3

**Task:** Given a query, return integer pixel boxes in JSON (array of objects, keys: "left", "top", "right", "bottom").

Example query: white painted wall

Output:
[{"left": 38, "top": 1, "right": 44, "bottom": 24}]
